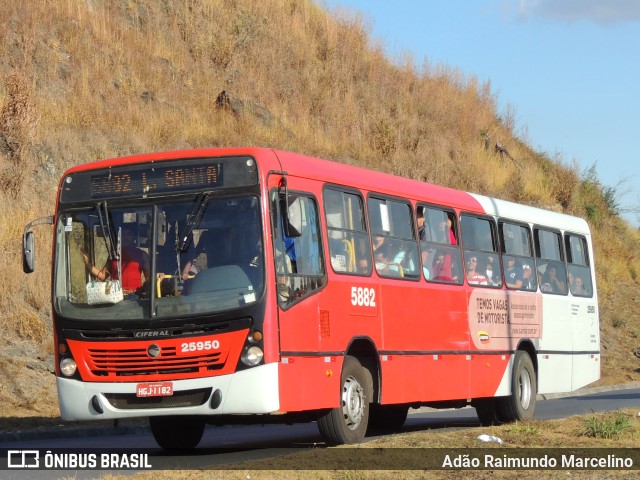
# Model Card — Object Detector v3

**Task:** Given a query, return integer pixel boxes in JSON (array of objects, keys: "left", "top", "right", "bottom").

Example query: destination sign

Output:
[
  {"left": 90, "top": 164, "right": 221, "bottom": 199},
  {"left": 59, "top": 156, "right": 258, "bottom": 204}
]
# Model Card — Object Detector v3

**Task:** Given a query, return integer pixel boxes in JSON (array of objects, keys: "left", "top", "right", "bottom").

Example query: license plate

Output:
[{"left": 136, "top": 382, "right": 173, "bottom": 397}]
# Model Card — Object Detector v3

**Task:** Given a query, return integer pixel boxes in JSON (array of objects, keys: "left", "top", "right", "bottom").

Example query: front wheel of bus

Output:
[
  {"left": 317, "top": 355, "right": 370, "bottom": 445},
  {"left": 499, "top": 350, "right": 537, "bottom": 422},
  {"left": 149, "top": 415, "right": 205, "bottom": 450}
]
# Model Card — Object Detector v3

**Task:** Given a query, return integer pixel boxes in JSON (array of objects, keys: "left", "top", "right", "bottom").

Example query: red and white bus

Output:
[{"left": 23, "top": 147, "right": 600, "bottom": 448}]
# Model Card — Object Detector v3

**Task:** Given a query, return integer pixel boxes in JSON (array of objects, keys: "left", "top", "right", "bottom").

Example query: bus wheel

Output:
[
  {"left": 474, "top": 399, "right": 502, "bottom": 426},
  {"left": 498, "top": 350, "right": 537, "bottom": 422},
  {"left": 318, "top": 356, "right": 370, "bottom": 445},
  {"left": 367, "top": 404, "right": 409, "bottom": 433},
  {"left": 149, "top": 415, "right": 205, "bottom": 449}
]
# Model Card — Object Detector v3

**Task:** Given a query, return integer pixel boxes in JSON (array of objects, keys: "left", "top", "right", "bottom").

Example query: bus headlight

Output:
[
  {"left": 241, "top": 346, "right": 264, "bottom": 366},
  {"left": 60, "top": 358, "right": 77, "bottom": 377}
]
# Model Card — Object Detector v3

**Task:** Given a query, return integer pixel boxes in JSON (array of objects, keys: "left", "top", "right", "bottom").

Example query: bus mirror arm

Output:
[{"left": 22, "top": 215, "right": 53, "bottom": 273}]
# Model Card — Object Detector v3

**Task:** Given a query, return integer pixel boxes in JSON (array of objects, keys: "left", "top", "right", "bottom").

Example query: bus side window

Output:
[
  {"left": 499, "top": 221, "right": 536, "bottom": 291},
  {"left": 324, "top": 188, "right": 371, "bottom": 275},
  {"left": 419, "top": 205, "right": 463, "bottom": 284},
  {"left": 535, "top": 228, "right": 568, "bottom": 295},
  {"left": 272, "top": 191, "right": 326, "bottom": 307},
  {"left": 368, "top": 197, "right": 419, "bottom": 280},
  {"left": 565, "top": 234, "right": 593, "bottom": 297},
  {"left": 460, "top": 214, "right": 501, "bottom": 288}
]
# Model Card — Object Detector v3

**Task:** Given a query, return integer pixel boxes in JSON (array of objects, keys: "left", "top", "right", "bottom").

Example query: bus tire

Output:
[
  {"left": 317, "top": 355, "right": 370, "bottom": 445},
  {"left": 149, "top": 415, "right": 205, "bottom": 449},
  {"left": 367, "top": 404, "right": 409, "bottom": 433},
  {"left": 474, "top": 398, "right": 502, "bottom": 426},
  {"left": 498, "top": 350, "right": 537, "bottom": 422}
]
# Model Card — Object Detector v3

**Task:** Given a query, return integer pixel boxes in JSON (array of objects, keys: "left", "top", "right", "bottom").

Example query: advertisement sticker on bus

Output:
[{"left": 468, "top": 290, "right": 543, "bottom": 350}]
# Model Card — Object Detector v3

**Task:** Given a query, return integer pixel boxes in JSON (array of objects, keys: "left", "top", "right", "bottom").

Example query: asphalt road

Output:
[{"left": 1, "top": 384, "right": 638, "bottom": 478}]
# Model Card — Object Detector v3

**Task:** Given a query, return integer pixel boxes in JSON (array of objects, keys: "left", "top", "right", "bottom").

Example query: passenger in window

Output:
[
  {"left": 374, "top": 245, "right": 396, "bottom": 277},
  {"left": 417, "top": 210, "right": 428, "bottom": 241},
  {"left": 436, "top": 217, "right": 456, "bottom": 245},
  {"left": 421, "top": 247, "right": 431, "bottom": 280},
  {"left": 541, "top": 264, "right": 566, "bottom": 293},
  {"left": 466, "top": 256, "right": 488, "bottom": 285},
  {"left": 521, "top": 264, "right": 536, "bottom": 290},
  {"left": 433, "top": 251, "right": 454, "bottom": 281},
  {"left": 505, "top": 257, "right": 523, "bottom": 289},
  {"left": 356, "top": 257, "right": 370, "bottom": 274},
  {"left": 571, "top": 276, "right": 587, "bottom": 296},
  {"left": 372, "top": 235, "right": 385, "bottom": 252},
  {"left": 82, "top": 225, "right": 150, "bottom": 294},
  {"left": 484, "top": 257, "right": 499, "bottom": 286},
  {"left": 538, "top": 269, "right": 552, "bottom": 292}
]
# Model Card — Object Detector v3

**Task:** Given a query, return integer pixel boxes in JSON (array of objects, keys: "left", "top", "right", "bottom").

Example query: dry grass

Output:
[
  {"left": 92, "top": 409, "right": 640, "bottom": 479},
  {"left": 0, "top": 0, "right": 638, "bottom": 419}
]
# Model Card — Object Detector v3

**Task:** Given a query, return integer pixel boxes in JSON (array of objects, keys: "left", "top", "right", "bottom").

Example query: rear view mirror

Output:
[
  {"left": 22, "top": 215, "right": 54, "bottom": 273},
  {"left": 23, "top": 231, "right": 35, "bottom": 273}
]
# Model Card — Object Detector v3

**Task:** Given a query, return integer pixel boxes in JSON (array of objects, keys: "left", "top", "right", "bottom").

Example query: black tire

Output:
[
  {"left": 474, "top": 398, "right": 502, "bottom": 426},
  {"left": 317, "top": 356, "right": 370, "bottom": 445},
  {"left": 497, "top": 350, "right": 537, "bottom": 422},
  {"left": 367, "top": 404, "right": 409, "bottom": 433},
  {"left": 149, "top": 415, "right": 205, "bottom": 450}
]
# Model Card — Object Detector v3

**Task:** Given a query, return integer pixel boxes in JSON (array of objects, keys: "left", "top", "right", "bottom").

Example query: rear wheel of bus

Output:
[
  {"left": 499, "top": 350, "right": 537, "bottom": 421},
  {"left": 367, "top": 404, "right": 409, "bottom": 433},
  {"left": 474, "top": 350, "right": 536, "bottom": 425},
  {"left": 149, "top": 415, "right": 205, "bottom": 449},
  {"left": 317, "top": 355, "right": 371, "bottom": 445}
]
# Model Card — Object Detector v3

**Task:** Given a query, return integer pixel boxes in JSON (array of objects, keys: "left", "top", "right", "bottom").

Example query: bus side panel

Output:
[
  {"left": 278, "top": 356, "right": 341, "bottom": 412},
  {"left": 570, "top": 296, "right": 600, "bottom": 389},
  {"left": 380, "top": 353, "right": 469, "bottom": 403},
  {"left": 380, "top": 282, "right": 470, "bottom": 403},
  {"left": 537, "top": 295, "right": 573, "bottom": 394},
  {"left": 469, "top": 353, "right": 512, "bottom": 398}
]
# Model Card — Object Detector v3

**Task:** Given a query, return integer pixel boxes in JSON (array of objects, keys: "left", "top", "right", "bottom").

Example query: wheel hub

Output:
[{"left": 342, "top": 375, "right": 364, "bottom": 430}]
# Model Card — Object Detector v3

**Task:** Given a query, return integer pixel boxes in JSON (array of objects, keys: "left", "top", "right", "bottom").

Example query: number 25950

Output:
[{"left": 350, "top": 287, "right": 376, "bottom": 307}]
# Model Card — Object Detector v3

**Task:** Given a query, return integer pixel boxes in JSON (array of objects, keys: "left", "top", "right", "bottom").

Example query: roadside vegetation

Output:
[
  {"left": 0, "top": 0, "right": 638, "bottom": 420},
  {"left": 96, "top": 409, "right": 640, "bottom": 479}
]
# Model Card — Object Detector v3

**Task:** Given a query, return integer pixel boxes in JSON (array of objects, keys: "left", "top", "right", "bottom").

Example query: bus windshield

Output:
[{"left": 54, "top": 195, "right": 264, "bottom": 321}]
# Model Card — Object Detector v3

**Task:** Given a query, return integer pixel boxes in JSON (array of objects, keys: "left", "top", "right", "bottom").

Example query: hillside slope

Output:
[{"left": 0, "top": 0, "right": 638, "bottom": 420}]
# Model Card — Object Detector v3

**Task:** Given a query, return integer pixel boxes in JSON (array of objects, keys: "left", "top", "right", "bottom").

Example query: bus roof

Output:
[
  {"left": 470, "top": 193, "right": 591, "bottom": 235},
  {"left": 61, "top": 147, "right": 590, "bottom": 234}
]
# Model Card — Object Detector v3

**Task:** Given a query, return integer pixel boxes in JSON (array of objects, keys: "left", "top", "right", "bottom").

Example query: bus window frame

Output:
[
  {"left": 322, "top": 184, "right": 372, "bottom": 277},
  {"left": 534, "top": 225, "right": 569, "bottom": 296},
  {"left": 460, "top": 212, "right": 502, "bottom": 289},
  {"left": 564, "top": 231, "right": 594, "bottom": 298},
  {"left": 498, "top": 218, "right": 537, "bottom": 292},
  {"left": 416, "top": 202, "right": 463, "bottom": 285},
  {"left": 366, "top": 192, "right": 420, "bottom": 281},
  {"left": 269, "top": 187, "right": 328, "bottom": 311}
]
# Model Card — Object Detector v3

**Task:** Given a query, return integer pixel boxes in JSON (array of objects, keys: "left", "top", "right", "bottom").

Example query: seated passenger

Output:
[
  {"left": 374, "top": 245, "right": 400, "bottom": 277},
  {"left": 505, "top": 257, "right": 523, "bottom": 289},
  {"left": 82, "top": 226, "right": 150, "bottom": 294},
  {"left": 544, "top": 264, "right": 566, "bottom": 293},
  {"left": 421, "top": 247, "right": 431, "bottom": 280},
  {"left": 484, "top": 258, "right": 499, "bottom": 286},
  {"left": 466, "top": 256, "right": 488, "bottom": 285},
  {"left": 571, "top": 276, "right": 588, "bottom": 295},
  {"left": 521, "top": 264, "right": 536, "bottom": 290},
  {"left": 181, "top": 231, "right": 210, "bottom": 280}
]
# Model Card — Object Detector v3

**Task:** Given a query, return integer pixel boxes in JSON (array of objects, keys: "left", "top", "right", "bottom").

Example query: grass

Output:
[
  {"left": 88, "top": 409, "right": 640, "bottom": 480},
  {"left": 583, "top": 411, "right": 633, "bottom": 439}
]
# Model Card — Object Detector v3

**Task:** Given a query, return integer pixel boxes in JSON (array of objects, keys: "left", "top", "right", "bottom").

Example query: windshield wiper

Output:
[
  {"left": 177, "top": 192, "right": 212, "bottom": 252},
  {"left": 96, "top": 201, "right": 118, "bottom": 260}
]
